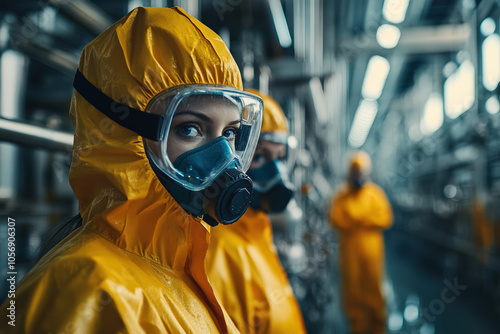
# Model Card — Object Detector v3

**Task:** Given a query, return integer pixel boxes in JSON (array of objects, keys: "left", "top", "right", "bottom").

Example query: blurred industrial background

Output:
[{"left": 1, "top": 0, "right": 500, "bottom": 333}]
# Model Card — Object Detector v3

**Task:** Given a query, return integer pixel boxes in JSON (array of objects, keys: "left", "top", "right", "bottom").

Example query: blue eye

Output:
[
  {"left": 178, "top": 125, "right": 199, "bottom": 138},
  {"left": 223, "top": 128, "right": 238, "bottom": 140}
]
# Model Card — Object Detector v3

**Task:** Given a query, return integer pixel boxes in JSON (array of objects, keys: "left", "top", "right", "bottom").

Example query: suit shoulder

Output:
[{"left": 365, "top": 182, "right": 387, "bottom": 195}]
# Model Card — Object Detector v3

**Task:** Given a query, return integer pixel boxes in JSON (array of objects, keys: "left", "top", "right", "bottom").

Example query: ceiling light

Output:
[
  {"left": 420, "top": 93, "right": 443, "bottom": 135},
  {"left": 361, "top": 55, "right": 390, "bottom": 100},
  {"left": 382, "top": 0, "right": 410, "bottom": 24},
  {"left": 348, "top": 99, "right": 378, "bottom": 148},
  {"left": 444, "top": 60, "right": 475, "bottom": 119},
  {"left": 480, "top": 17, "right": 496, "bottom": 36},
  {"left": 482, "top": 34, "right": 500, "bottom": 91},
  {"left": 376, "top": 24, "right": 401, "bottom": 49},
  {"left": 485, "top": 96, "right": 499, "bottom": 115}
]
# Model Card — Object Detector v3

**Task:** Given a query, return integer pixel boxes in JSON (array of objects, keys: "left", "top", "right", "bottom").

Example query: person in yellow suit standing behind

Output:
[
  {"left": 328, "top": 151, "right": 393, "bottom": 334},
  {"left": 206, "top": 89, "right": 306, "bottom": 334}
]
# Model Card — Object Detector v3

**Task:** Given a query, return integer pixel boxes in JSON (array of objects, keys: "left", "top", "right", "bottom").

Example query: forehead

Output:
[{"left": 176, "top": 94, "right": 240, "bottom": 117}]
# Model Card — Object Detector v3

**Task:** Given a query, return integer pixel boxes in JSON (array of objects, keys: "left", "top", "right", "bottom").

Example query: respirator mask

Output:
[{"left": 246, "top": 132, "right": 297, "bottom": 213}]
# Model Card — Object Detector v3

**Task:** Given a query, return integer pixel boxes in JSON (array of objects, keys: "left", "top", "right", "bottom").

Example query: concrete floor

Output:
[
  {"left": 302, "top": 228, "right": 500, "bottom": 333},
  {"left": 383, "top": 229, "right": 499, "bottom": 334}
]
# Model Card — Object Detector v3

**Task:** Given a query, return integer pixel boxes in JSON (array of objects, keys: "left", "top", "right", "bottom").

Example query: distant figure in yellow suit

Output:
[
  {"left": 206, "top": 89, "right": 306, "bottom": 334},
  {"left": 328, "top": 151, "right": 393, "bottom": 334}
]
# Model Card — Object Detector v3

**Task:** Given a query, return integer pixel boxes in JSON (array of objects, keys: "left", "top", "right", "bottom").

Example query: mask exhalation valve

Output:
[{"left": 203, "top": 169, "right": 253, "bottom": 226}]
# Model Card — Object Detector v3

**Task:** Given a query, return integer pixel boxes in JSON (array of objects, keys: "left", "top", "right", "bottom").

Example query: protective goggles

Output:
[
  {"left": 253, "top": 131, "right": 298, "bottom": 171},
  {"left": 73, "top": 70, "right": 263, "bottom": 192}
]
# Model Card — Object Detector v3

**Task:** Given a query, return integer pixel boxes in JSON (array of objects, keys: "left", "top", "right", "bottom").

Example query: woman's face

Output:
[
  {"left": 167, "top": 95, "right": 241, "bottom": 163},
  {"left": 249, "top": 140, "right": 286, "bottom": 169}
]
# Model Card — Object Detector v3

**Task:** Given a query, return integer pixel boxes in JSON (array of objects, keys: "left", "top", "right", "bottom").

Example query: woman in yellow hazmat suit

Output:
[
  {"left": 0, "top": 7, "right": 266, "bottom": 333},
  {"left": 328, "top": 151, "right": 393, "bottom": 334},
  {"left": 206, "top": 90, "right": 306, "bottom": 334}
]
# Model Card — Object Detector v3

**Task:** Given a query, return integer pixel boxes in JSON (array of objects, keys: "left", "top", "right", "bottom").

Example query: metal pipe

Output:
[
  {"left": 11, "top": 38, "right": 79, "bottom": 75},
  {"left": 0, "top": 117, "right": 73, "bottom": 152},
  {"left": 339, "top": 23, "right": 471, "bottom": 56},
  {"left": 48, "top": 0, "right": 115, "bottom": 36}
]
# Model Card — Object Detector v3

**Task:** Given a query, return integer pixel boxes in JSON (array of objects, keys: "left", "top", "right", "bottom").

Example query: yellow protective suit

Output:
[
  {"left": 0, "top": 7, "right": 243, "bottom": 333},
  {"left": 206, "top": 91, "right": 306, "bottom": 334},
  {"left": 329, "top": 180, "right": 393, "bottom": 334},
  {"left": 206, "top": 208, "right": 306, "bottom": 334}
]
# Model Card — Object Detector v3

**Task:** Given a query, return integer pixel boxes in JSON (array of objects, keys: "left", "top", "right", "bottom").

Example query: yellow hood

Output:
[
  {"left": 349, "top": 150, "right": 372, "bottom": 174},
  {"left": 245, "top": 89, "right": 288, "bottom": 134}
]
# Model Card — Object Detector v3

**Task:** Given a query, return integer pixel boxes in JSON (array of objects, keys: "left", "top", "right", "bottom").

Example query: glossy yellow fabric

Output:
[
  {"left": 0, "top": 7, "right": 242, "bottom": 333},
  {"left": 329, "top": 182, "right": 393, "bottom": 334},
  {"left": 472, "top": 200, "right": 493, "bottom": 249},
  {"left": 245, "top": 89, "right": 288, "bottom": 134},
  {"left": 471, "top": 200, "right": 493, "bottom": 264},
  {"left": 206, "top": 208, "right": 306, "bottom": 334}
]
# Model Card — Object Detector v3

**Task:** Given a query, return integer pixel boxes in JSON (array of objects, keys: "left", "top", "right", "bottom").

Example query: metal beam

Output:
[
  {"left": 0, "top": 117, "right": 73, "bottom": 152},
  {"left": 48, "top": 0, "right": 114, "bottom": 36},
  {"left": 339, "top": 23, "right": 471, "bottom": 57},
  {"left": 11, "top": 38, "right": 79, "bottom": 75}
]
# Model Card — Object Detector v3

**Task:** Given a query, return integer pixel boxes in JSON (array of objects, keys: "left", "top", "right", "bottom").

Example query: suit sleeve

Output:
[
  {"left": 329, "top": 191, "right": 355, "bottom": 231},
  {"left": 1, "top": 260, "right": 127, "bottom": 334},
  {"left": 361, "top": 185, "right": 393, "bottom": 230}
]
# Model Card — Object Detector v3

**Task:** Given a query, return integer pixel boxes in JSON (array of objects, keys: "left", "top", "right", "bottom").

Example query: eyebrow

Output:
[
  {"left": 174, "top": 111, "right": 241, "bottom": 126},
  {"left": 227, "top": 120, "right": 241, "bottom": 126},
  {"left": 174, "top": 111, "right": 212, "bottom": 123}
]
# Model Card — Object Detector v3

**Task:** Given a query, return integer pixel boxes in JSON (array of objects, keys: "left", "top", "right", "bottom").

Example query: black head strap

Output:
[{"left": 73, "top": 70, "right": 164, "bottom": 141}]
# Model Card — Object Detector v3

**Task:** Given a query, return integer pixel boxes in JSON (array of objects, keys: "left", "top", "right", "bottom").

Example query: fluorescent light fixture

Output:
[
  {"left": 444, "top": 59, "right": 475, "bottom": 119},
  {"left": 482, "top": 34, "right": 500, "bottom": 91},
  {"left": 269, "top": 0, "right": 292, "bottom": 48},
  {"left": 376, "top": 24, "right": 401, "bottom": 49},
  {"left": 361, "top": 55, "right": 390, "bottom": 100},
  {"left": 348, "top": 99, "right": 378, "bottom": 148},
  {"left": 485, "top": 96, "right": 499, "bottom": 114},
  {"left": 480, "top": 17, "right": 496, "bottom": 36},
  {"left": 382, "top": 0, "right": 409, "bottom": 24},
  {"left": 420, "top": 93, "right": 443, "bottom": 135}
]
